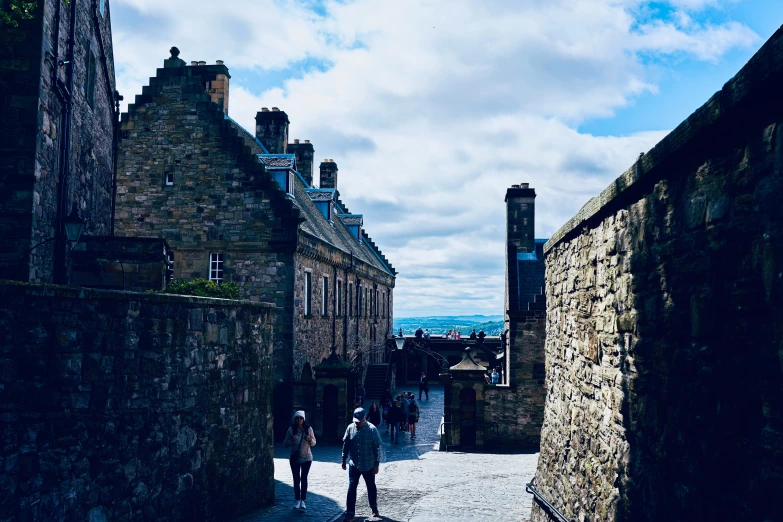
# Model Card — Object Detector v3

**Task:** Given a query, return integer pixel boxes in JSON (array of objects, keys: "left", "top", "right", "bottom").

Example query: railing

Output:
[
  {"left": 525, "top": 481, "right": 577, "bottom": 522},
  {"left": 438, "top": 420, "right": 499, "bottom": 451}
]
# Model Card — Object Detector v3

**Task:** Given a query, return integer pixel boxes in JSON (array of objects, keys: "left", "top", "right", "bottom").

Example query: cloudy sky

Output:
[{"left": 111, "top": 0, "right": 782, "bottom": 317}]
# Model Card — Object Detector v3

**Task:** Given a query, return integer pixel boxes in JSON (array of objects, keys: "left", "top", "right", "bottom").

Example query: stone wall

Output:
[
  {"left": 531, "top": 27, "right": 783, "bottom": 522},
  {"left": 0, "top": 0, "right": 117, "bottom": 282},
  {"left": 0, "top": 281, "right": 276, "bottom": 521},
  {"left": 484, "top": 310, "right": 546, "bottom": 448}
]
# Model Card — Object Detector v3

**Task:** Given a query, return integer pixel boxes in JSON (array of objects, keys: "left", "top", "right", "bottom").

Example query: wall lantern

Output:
[
  {"left": 394, "top": 336, "right": 406, "bottom": 351},
  {"left": 63, "top": 202, "right": 86, "bottom": 243}
]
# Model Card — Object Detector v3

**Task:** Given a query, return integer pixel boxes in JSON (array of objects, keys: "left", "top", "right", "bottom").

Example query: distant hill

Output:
[{"left": 394, "top": 315, "right": 505, "bottom": 336}]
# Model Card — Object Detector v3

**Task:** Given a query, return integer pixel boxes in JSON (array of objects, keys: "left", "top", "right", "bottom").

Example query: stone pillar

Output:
[{"left": 443, "top": 348, "right": 487, "bottom": 450}]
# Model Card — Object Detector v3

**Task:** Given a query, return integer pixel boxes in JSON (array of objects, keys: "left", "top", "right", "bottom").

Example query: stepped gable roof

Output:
[
  {"left": 290, "top": 174, "right": 394, "bottom": 277},
  {"left": 121, "top": 51, "right": 302, "bottom": 226},
  {"left": 224, "top": 115, "right": 269, "bottom": 153}
]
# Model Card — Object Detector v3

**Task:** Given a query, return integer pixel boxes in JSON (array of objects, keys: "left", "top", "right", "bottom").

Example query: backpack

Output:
[{"left": 409, "top": 402, "right": 417, "bottom": 414}]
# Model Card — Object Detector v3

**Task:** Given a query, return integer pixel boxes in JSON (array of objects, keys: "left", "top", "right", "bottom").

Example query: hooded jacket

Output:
[{"left": 284, "top": 410, "right": 316, "bottom": 463}]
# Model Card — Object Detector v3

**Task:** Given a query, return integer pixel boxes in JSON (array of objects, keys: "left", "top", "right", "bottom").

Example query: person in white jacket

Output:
[{"left": 284, "top": 410, "right": 316, "bottom": 510}]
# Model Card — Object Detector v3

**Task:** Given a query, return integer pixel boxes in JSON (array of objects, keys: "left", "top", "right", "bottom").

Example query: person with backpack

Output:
[
  {"left": 407, "top": 397, "right": 420, "bottom": 440},
  {"left": 419, "top": 372, "right": 429, "bottom": 400},
  {"left": 284, "top": 410, "right": 316, "bottom": 510}
]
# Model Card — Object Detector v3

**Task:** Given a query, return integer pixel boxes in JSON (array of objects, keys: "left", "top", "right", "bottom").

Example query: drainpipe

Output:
[
  {"left": 53, "top": 0, "right": 77, "bottom": 284},
  {"left": 343, "top": 252, "right": 352, "bottom": 358},
  {"left": 331, "top": 264, "right": 337, "bottom": 354},
  {"left": 90, "top": 0, "right": 122, "bottom": 236}
]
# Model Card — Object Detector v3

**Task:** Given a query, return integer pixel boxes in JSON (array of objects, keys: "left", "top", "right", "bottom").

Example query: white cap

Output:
[{"left": 293, "top": 410, "right": 306, "bottom": 421}]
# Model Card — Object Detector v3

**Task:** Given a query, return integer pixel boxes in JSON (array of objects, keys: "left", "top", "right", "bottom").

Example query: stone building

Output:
[
  {"left": 114, "top": 50, "right": 396, "bottom": 441},
  {"left": 441, "top": 183, "right": 547, "bottom": 450},
  {"left": 0, "top": 0, "right": 119, "bottom": 283},
  {"left": 530, "top": 26, "right": 783, "bottom": 522}
]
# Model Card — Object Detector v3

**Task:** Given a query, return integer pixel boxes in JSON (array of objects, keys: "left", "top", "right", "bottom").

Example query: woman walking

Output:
[
  {"left": 368, "top": 402, "right": 382, "bottom": 427},
  {"left": 284, "top": 410, "right": 316, "bottom": 510}
]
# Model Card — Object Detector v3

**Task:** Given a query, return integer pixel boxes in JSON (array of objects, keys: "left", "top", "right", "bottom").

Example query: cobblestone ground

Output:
[{"left": 236, "top": 385, "right": 539, "bottom": 522}]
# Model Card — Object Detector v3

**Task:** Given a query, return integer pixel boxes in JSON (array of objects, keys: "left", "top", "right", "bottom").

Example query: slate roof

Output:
[
  {"left": 259, "top": 155, "right": 295, "bottom": 169},
  {"left": 226, "top": 119, "right": 394, "bottom": 277},
  {"left": 291, "top": 174, "right": 394, "bottom": 276}
]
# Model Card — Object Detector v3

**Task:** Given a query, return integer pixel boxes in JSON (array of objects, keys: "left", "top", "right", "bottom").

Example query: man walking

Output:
[
  {"left": 419, "top": 371, "right": 429, "bottom": 400},
  {"left": 341, "top": 407, "right": 382, "bottom": 521}
]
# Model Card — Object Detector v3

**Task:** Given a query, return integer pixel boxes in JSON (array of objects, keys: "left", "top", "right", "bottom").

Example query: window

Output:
[
  {"left": 357, "top": 284, "right": 362, "bottom": 317},
  {"left": 86, "top": 51, "right": 97, "bottom": 108},
  {"left": 209, "top": 253, "right": 223, "bottom": 283},
  {"left": 337, "top": 280, "right": 343, "bottom": 317},
  {"left": 166, "top": 250, "right": 174, "bottom": 281},
  {"left": 364, "top": 287, "right": 368, "bottom": 316},
  {"left": 99, "top": 0, "right": 106, "bottom": 15},
  {"left": 375, "top": 289, "right": 379, "bottom": 317},
  {"left": 165, "top": 171, "right": 174, "bottom": 186},
  {"left": 322, "top": 276, "right": 329, "bottom": 316},
  {"left": 349, "top": 282, "right": 353, "bottom": 316},
  {"left": 304, "top": 272, "right": 312, "bottom": 316}
]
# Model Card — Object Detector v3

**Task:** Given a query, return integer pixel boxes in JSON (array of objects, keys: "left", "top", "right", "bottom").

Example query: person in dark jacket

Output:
[
  {"left": 368, "top": 402, "right": 381, "bottom": 427},
  {"left": 380, "top": 389, "right": 393, "bottom": 432},
  {"left": 387, "top": 399, "right": 404, "bottom": 443}
]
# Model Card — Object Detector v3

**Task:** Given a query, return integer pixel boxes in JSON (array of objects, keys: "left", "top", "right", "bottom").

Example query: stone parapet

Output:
[{"left": 0, "top": 281, "right": 276, "bottom": 521}]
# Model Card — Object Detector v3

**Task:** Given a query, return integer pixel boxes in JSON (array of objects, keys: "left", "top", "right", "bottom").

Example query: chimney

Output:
[
  {"left": 288, "top": 138, "right": 315, "bottom": 186},
  {"left": 255, "top": 108, "right": 290, "bottom": 154},
  {"left": 319, "top": 159, "right": 338, "bottom": 190},
  {"left": 189, "top": 58, "right": 231, "bottom": 115},
  {"left": 505, "top": 182, "right": 536, "bottom": 254}
]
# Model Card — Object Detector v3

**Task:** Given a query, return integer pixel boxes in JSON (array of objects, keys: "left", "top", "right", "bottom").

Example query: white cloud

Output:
[{"left": 111, "top": 0, "right": 759, "bottom": 316}]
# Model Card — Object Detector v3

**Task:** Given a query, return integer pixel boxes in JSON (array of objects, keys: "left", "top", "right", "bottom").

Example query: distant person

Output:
[
  {"left": 341, "top": 407, "right": 382, "bottom": 521},
  {"left": 400, "top": 393, "right": 410, "bottom": 433},
  {"left": 491, "top": 368, "right": 500, "bottom": 384},
  {"left": 456, "top": 330, "right": 461, "bottom": 340},
  {"left": 446, "top": 329, "right": 452, "bottom": 340},
  {"left": 419, "top": 372, "right": 429, "bottom": 400},
  {"left": 423, "top": 328, "right": 430, "bottom": 339},
  {"left": 408, "top": 397, "right": 420, "bottom": 440},
  {"left": 380, "top": 389, "right": 393, "bottom": 433},
  {"left": 398, "top": 328, "right": 403, "bottom": 337},
  {"left": 477, "top": 330, "right": 486, "bottom": 344},
  {"left": 284, "top": 410, "right": 316, "bottom": 510},
  {"left": 415, "top": 326, "right": 423, "bottom": 339},
  {"left": 387, "top": 398, "right": 404, "bottom": 443},
  {"left": 368, "top": 402, "right": 381, "bottom": 427},
  {"left": 355, "top": 384, "right": 366, "bottom": 407},
  {"left": 470, "top": 329, "right": 477, "bottom": 340}
]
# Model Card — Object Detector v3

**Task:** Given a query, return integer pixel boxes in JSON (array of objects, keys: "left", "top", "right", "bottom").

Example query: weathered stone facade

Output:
[
  {"left": 0, "top": 281, "right": 276, "bottom": 521},
  {"left": 0, "top": 0, "right": 117, "bottom": 283},
  {"left": 531, "top": 27, "right": 783, "bottom": 522},
  {"left": 114, "top": 51, "right": 396, "bottom": 441}
]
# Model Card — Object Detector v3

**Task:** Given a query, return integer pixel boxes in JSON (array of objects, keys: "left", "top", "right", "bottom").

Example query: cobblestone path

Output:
[{"left": 237, "top": 385, "right": 538, "bottom": 521}]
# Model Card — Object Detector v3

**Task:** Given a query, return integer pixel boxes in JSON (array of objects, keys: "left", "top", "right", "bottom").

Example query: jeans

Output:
[
  {"left": 346, "top": 465, "right": 378, "bottom": 516},
  {"left": 389, "top": 421, "right": 399, "bottom": 442},
  {"left": 290, "top": 459, "right": 312, "bottom": 500}
]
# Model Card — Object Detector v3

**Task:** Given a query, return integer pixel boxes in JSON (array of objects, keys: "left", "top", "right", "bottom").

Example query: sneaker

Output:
[
  {"left": 294, "top": 501, "right": 301, "bottom": 509},
  {"left": 300, "top": 501, "right": 306, "bottom": 510},
  {"left": 372, "top": 513, "right": 381, "bottom": 519}
]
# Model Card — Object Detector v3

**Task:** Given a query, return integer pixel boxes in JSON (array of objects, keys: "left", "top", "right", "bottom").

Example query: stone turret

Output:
[{"left": 255, "top": 107, "right": 289, "bottom": 154}]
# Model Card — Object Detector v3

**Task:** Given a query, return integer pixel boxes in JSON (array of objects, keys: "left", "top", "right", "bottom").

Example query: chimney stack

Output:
[
  {"left": 255, "top": 108, "right": 290, "bottom": 154},
  {"left": 289, "top": 139, "right": 315, "bottom": 186},
  {"left": 505, "top": 182, "right": 536, "bottom": 254},
  {"left": 188, "top": 57, "right": 231, "bottom": 114},
  {"left": 319, "top": 159, "right": 338, "bottom": 190}
]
